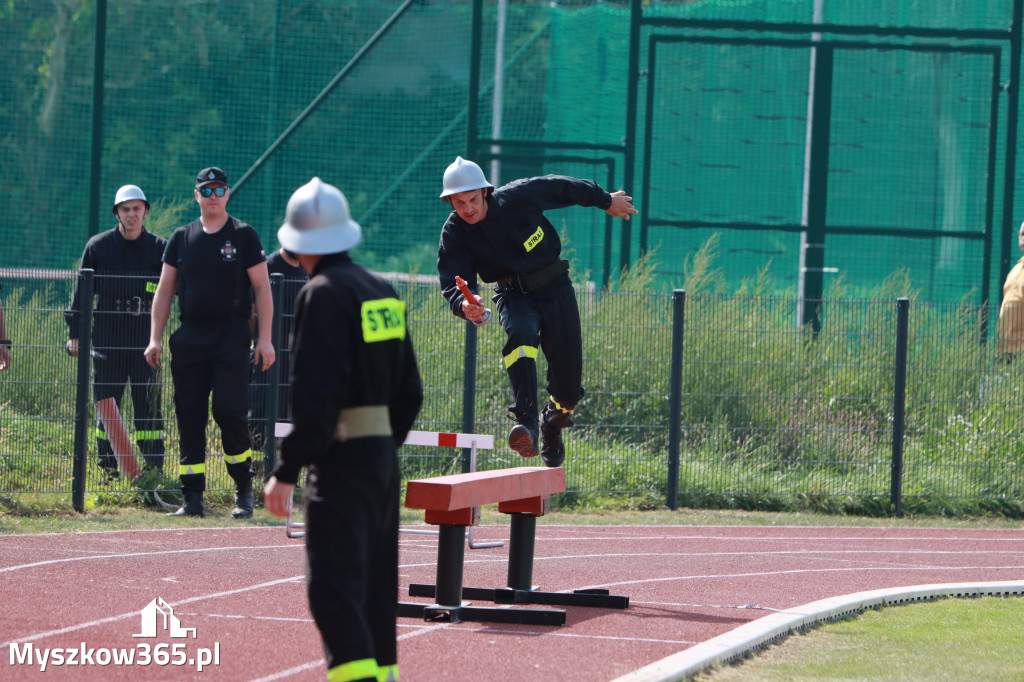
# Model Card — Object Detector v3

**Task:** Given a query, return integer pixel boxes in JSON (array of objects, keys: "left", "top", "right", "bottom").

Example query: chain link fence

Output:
[
  {"left": 3, "top": 0, "right": 1024, "bottom": 302},
  {"left": 2, "top": 271, "right": 1022, "bottom": 512}
]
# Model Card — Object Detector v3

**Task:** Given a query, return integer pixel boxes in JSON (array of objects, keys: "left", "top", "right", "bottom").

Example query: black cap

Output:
[{"left": 196, "top": 167, "right": 228, "bottom": 187}]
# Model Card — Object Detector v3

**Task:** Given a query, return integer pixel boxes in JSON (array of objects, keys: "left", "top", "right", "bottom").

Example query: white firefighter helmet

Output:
[
  {"left": 439, "top": 156, "right": 493, "bottom": 199},
  {"left": 112, "top": 184, "right": 149, "bottom": 216},
  {"left": 278, "top": 177, "right": 361, "bottom": 255}
]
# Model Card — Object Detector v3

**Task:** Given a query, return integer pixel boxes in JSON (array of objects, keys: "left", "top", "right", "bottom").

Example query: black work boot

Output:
[
  {"left": 168, "top": 491, "right": 204, "bottom": 518},
  {"left": 508, "top": 418, "right": 539, "bottom": 459},
  {"left": 540, "top": 399, "right": 573, "bottom": 468},
  {"left": 231, "top": 477, "right": 254, "bottom": 519},
  {"left": 540, "top": 421, "right": 565, "bottom": 468}
]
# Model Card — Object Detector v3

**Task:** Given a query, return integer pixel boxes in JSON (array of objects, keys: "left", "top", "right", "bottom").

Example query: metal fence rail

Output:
[{"left": 1, "top": 273, "right": 1022, "bottom": 512}]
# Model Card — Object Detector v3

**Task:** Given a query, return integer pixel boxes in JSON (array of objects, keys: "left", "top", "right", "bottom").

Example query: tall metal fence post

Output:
[
  {"left": 667, "top": 290, "right": 686, "bottom": 510},
  {"left": 72, "top": 269, "right": 95, "bottom": 512},
  {"left": 262, "top": 273, "right": 283, "bottom": 480},
  {"left": 462, "top": 0, "right": 483, "bottom": 475},
  {"left": 461, "top": 322, "right": 479, "bottom": 473},
  {"left": 86, "top": 0, "right": 107, "bottom": 240},
  {"left": 890, "top": 297, "right": 910, "bottom": 516}
]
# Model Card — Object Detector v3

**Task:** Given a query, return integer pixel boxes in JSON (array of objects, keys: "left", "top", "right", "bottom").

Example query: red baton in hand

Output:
[{"left": 455, "top": 275, "right": 492, "bottom": 326}]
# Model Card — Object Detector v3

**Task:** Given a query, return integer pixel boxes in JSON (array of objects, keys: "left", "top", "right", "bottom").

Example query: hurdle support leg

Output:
[
  {"left": 402, "top": 519, "right": 565, "bottom": 625},
  {"left": 507, "top": 512, "right": 536, "bottom": 591},
  {"left": 489, "top": 507, "right": 629, "bottom": 609},
  {"left": 413, "top": 507, "right": 629, "bottom": 611},
  {"left": 434, "top": 524, "right": 467, "bottom": 608}
]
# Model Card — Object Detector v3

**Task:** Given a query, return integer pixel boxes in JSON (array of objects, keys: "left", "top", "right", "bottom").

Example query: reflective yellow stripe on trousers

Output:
[
  {"left": 551, "top": 398, "right": 574, "bottom": 415},
  {"left": 224, "top": 449, "right": 252, "bottom": 464},
  {"left": 503, "top": 345, "right": 538, "bottom": 369},
  {"left": 327, "top": 658, "right": 378, "bottom": 682}
]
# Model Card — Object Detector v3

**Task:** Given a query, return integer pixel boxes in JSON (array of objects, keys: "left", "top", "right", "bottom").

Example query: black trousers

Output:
[
  {"left": 304, "top": 439, "right": 399, "bottom": 677},
  {"left": 169, "top": 319, "right": 252, "bottom": 493},
  {"left": 495, "top": 278, "right": 584, "bottom": 424},
  {"left": 92, "top": 345, "right": 165, "bottom": 469}
]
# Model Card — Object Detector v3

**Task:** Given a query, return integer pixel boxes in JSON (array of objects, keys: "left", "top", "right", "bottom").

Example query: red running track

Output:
[{"left": 1, "top": 524, "right": 1022, "bottom": 681}]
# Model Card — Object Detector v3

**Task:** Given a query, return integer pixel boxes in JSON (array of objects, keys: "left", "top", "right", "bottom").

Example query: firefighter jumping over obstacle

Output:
[{"left": 435, "top": 157, "right": 637, "bottom": 467}]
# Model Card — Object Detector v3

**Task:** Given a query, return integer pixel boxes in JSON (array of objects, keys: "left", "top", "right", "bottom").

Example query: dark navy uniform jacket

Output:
[
  {"left": 436, "top": 175, "right": 611, "bottom": 319},
  {"left": 274, "top": 253, "right": 423, "bottom": 484},
  {"left": 65, "top": 227, "right": 167, "bottom": 348}
]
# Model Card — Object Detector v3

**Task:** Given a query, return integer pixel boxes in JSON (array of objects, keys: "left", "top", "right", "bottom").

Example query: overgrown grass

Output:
[{"left": 2, "top": 234, "right": 1023, "bottom": 517}]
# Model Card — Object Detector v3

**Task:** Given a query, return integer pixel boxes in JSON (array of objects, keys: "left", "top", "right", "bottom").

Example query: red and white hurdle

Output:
[{"left": 277, "top": 426, "right": 502, "bottom": 549}]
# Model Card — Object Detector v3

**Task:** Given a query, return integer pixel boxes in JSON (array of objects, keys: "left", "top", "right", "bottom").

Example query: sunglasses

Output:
[{"left": 198, "top": 186, "right": 227, "bottom": 197}]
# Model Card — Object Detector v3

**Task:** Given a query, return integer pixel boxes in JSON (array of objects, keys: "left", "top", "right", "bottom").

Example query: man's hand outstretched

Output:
[{"left": 606, "top": 190, "right": 638, "bottom": 221}]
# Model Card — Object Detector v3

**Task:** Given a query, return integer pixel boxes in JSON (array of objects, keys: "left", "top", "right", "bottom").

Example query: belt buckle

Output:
[
  {"left": 501, "top": 275, "right": 526, "bottom": 294},
  {"left": 130, "top": 296, "right": 143, "bottom": 316}
]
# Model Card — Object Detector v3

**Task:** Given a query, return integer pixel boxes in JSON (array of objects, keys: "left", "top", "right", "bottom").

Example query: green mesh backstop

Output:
[{"left": 2, "top": 0, "right": 1023, "bottom": 305}]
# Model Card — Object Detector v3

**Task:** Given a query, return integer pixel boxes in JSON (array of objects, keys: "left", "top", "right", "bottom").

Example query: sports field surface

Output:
[{"left": 2, "top": 522, "right": 1022, "bottom": 680}]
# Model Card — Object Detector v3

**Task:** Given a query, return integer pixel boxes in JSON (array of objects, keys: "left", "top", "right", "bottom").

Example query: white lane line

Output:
[
  {"left": 180, "top": 612, "right": 311, "bottom": 624},
  {"left": 574, "top": 564, "right": 1024, "bottom": 592},
  {"left": 0, "top": 526, "right": 291, "bottom": 538},
  {"left": 631, "top": 600, "right": 781, "bottom": 612},
  {"left": 452, "top": 627, "right": 695, "bottom": 646},
  {"left": 530, "top": 549, "right": 1024, "bottom": 559},
  {"left": 533, "top": 534, "right": 1024, "bottom": 543},
  {"left": 249, "top": 659, "right": 324, "bottom": 682},
  {"left": 237, "top": 620, "right": 450, "bottom": 681},
  {"left": 0, "top": 575, "right": 303, "bottom": 650},
  {"left": 535, "top": 524, "right": 1024, "bottom": 533},
  {"left": 0, "top": 544, "right": 302, "bottom": 574}
]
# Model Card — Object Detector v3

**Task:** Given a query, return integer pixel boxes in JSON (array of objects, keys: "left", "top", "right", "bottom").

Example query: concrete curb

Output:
[{"left": 612, "top": 580, "right": 1024, "bottom": 682}]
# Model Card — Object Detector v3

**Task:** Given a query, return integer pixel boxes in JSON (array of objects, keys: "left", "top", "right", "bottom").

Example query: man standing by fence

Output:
[
  {"left": 435, "top": 157, "right": 636, "bottom": 467},
  {"left": 145, "top": 167, "right": 275, "bottom": 519},
  {"left": 0, "top": 284, "right": 10, "bottom": 372},
  {"left": 264, "top": 177, "right": 423, "bottom": 682},
  {"left": 66, "top": 185, "right": 166, "bottom": 477},
  {"left": 998, "top": 220, "right": 1024, "bottom": 359}
]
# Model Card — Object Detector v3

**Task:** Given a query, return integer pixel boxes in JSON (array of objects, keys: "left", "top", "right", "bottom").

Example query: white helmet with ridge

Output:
[
  {"left": 278, "top": 177, "right": 361, "bottom": 255},
  {"left": 112, "top": 184, "right": 149, "bottom": 215},
  {"left": 439, "top": 156, "right": 493, "bottom": 200}
]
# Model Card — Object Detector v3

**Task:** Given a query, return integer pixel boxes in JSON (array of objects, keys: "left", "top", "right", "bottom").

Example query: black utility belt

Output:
[
  {"left": 180, "top": 315, "right": 247, "bottom": 329},
  {"left": 99, "top": 296, "right": 152, "bottom": 315},
  {"left": 495, "top": 260, "right": 569, "bottom": 294}
]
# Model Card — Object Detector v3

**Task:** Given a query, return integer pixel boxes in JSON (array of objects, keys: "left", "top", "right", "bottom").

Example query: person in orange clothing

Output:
[
  {"left": 997, "top": 221, "right": 1024, "bottom": 359},
  {"left": 0, "top": 285, "right": 10, "bottom": 372}
]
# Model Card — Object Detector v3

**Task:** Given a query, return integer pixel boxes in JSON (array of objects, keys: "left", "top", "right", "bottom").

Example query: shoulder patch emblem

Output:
[{"left": 361, "top": 298, "right": 406, "bottom": 343}]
